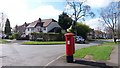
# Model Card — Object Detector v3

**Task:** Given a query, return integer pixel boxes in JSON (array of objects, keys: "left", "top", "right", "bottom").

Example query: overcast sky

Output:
[{"left": 0, "top": 0, "right": 119, "bottom": 30}]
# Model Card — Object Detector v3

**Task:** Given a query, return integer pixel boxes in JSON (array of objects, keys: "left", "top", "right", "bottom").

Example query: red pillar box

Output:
[{"left": 64, "top": 33, "right": 75, "bottom": 63}]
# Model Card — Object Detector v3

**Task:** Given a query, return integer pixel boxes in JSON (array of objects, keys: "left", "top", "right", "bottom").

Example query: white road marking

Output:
[{"left": 45, "top": 55, "right": 64, "bottom": 66}]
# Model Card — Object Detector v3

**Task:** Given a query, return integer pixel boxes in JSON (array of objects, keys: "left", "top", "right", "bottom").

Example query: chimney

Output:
[{"left": 38, "top": 18, "right": 41, "bottom": 22}]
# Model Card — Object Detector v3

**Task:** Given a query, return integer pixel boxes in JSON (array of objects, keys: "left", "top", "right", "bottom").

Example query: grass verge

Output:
[
  {"left": 22, "top": 41, "right": 65, "bottom": 45},
  {"left": 0, "top": 39, "right": 8, "bottom": 44},
  {"left": 74, "top": 42, "right": 116, "bottom": 61}
]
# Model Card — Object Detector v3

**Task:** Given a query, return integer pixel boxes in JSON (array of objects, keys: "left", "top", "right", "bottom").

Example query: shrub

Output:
[
  {"left": 54, "top": 27, "right": 61, "bottom": 33},
  {"left": 30, "top": 32, "right": 64, "bottom": 41},
  {"left": 9, "top": 35, "right": 14, "bottom": 40},
  {"left": 12, "top": 33, "right": 18, "bottom": 39},
  {"left": 68, "top": 22, "right": 91, "bottom": 40},
  {"left": 14, "top": 33, "right": 29, "bottom": 40},
  {"left": 14, "top": 33, "right": 21, "bottom": 40}
]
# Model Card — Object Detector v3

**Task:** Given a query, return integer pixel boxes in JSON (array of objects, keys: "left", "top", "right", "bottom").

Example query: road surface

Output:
[{"left": 0, "top": 41, "right": 100, "bottom": 66}]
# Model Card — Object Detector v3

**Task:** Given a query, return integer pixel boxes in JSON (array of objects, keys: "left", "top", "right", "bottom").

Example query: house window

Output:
[
  {"left": 31, "top": 28, "right": 34, "bottom": 31},
  {"left": 28, "top": 28, "right": 29, "bottom": 31},
  {"left": 44, "top": 27, "right": 46, "bottom": 30}
]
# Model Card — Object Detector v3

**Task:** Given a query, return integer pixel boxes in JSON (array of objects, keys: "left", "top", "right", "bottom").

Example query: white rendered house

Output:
[{"left": 25, "top": 18, "right": 61, "bottom": 35}]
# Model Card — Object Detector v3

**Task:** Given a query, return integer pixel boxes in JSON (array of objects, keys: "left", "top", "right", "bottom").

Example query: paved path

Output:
[{"left": 107, "top": 44, "right": 118, "bottom": 66}]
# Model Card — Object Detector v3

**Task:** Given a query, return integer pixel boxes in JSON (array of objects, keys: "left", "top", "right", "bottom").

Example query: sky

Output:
[{"left": 0, "top": 0, "right": 119, "bottom": 31}]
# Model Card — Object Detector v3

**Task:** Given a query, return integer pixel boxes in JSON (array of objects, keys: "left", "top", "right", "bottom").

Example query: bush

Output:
[
  {"left": 54, "top": 27, "right": 61, "bottom": 33},
  {"left": 12, "top": 33, "right": 17, "bottom": 39},
  {"left": 5, "top": 33, "right": 18, "bottom": 40},
  {"left": 30, "top": 32, "right": 64, "bottom": 41},
  {"left": 14, "top": 33, "right": 29, "bottom": 40},
  {"left": 68, "top": 23, "right": 91, "bottom": 40},
  {"left": 14, "top": 33, "right": 21, "bottom": 40},
  {"left": 9, "top": 35, "right": 14, "bottom": 40}
]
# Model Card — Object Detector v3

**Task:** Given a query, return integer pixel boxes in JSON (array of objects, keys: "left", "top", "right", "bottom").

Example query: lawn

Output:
[
  {"left": 74, "top": 42, "right": 116, "bottom": 61},
  {"left": 22, "top": 41, "right": 66, "bottom": 45},
  {"left": 0, "top": 39, "right": 8, "bottom": 44}
]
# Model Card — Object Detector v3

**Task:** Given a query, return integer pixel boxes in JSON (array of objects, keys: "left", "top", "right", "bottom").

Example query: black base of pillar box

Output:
[{"left": 66, "top": 55, "right": 74, "bottom": 63}]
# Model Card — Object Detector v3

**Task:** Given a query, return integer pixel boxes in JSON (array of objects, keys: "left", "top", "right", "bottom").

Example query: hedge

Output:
[{"left": 30, "top": 32, "right": 64, "bottom": 41}]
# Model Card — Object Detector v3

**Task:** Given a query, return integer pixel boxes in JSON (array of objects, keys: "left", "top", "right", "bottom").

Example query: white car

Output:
[
  {"left": 75, "top": 36, "right": 85, "bottom": 43},
  {"left": 116, "top": 39, "right": 120, "bottom": 42}
]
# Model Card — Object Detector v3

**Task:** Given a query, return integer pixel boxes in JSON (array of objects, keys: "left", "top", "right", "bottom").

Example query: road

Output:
[{"left": 0, "top": 41, "right": 100, "bottom": 66}]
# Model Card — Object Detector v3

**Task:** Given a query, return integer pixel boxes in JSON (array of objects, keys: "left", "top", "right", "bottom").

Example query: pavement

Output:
[
  {"left": 107, "top": 44, "right": 119, "bottom": 66},
  {"left": 47, "top": 43, "right": 119, "bottom": 68}
]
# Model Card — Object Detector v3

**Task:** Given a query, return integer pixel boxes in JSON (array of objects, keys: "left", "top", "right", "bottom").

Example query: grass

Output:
[
  {"left": 96, "top": 38, "right": 112, "bottom": 40},
  {"left": 74, "top": 42, "right": 116, "bottom": 61},
  {"left": 22, "top": 41, "right": 66, "bottom": 45},
  {"left": 0, "top": 39, "right": 8, "bottom": 44}
]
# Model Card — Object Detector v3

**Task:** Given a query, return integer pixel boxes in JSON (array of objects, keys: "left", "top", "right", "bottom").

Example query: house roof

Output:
[
  {"left": 27, "top": 18, "right": 57, "bottom": 28},
  {"left": 27, "top": 20, "right": 39, "bottom": 28},
  {"left": 16, "top": 23, "right": 30, "bottom": 29},
  {"left": 42, "top": 19, "right": 57, "bottom": 27},
  {"left": 13, "top": 22, "right": 30, "bottom": 33}
]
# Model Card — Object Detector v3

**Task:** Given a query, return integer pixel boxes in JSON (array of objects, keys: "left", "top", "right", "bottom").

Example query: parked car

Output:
[
  {"left": 16, "top": 34, "right": 29, "bottom": 40},
  {"left": 75, "top": 36, "right": 85, "bottom": 43},
  {"left": 116, "top": 39, "right": 120, "bottom": 42},
  {"left": 2, "top": 34, "right": 7, "bottom": 39}
]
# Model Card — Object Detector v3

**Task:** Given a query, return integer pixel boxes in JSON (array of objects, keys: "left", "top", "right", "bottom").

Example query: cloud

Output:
[
  {"left": 65, "top": 0, "right": 118, "bottom": 8},
  {"left": 37, "top": 0, "right": 65, "bottom": 2},
  {"left": 26, "top": 5, "right": 62, "bottom": 23},
  {"left": 0, "top": 0, "right": 62, "bottom": 27},
  {"left": 0, "top": 0, "right": 29, "bottom": 27},
  {"left": 86, "top": 0, "right": 112, "bottom": 8},
  {"left": 112, "top": 0, "right": 120, "bottom": 2},
  {"left": 85, "top": 18, "right": 105, "bottom": 30}
]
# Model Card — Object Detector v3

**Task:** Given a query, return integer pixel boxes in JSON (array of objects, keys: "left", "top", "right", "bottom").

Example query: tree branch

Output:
[
  {"left": 101, "top": 15, "right": 112, "bottom": 28},
  {"left": 76, "top": 2, "right": 83, "bottom": 18}
]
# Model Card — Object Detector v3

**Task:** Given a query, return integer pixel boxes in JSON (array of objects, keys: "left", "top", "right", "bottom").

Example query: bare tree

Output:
[
  {"left": 118, "top": 1, "right": 120, "bottom": 38},
  {"left": 100, "top": 2, "right": 119, "bottom": 39},
  {"left": 65, "top": 0, "right": 95, "bottom": 35}
]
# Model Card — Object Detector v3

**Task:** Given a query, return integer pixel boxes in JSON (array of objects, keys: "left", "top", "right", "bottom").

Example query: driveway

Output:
[{"left": 1, "top": 41, "right": 100, "bottom": 66}]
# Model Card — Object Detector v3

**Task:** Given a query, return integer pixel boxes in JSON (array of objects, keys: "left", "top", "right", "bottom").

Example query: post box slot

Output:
[{"left": 68, "top": 40, "right": 70, "bottom": 45}]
